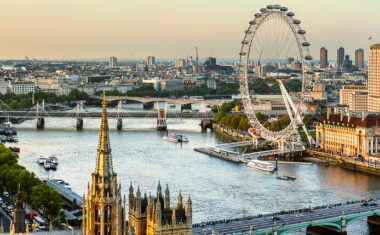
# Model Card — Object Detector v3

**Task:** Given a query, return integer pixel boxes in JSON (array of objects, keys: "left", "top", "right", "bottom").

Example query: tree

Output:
[
  {"left": 255, "top": 112, "right": 268, "bottom": 123},
  {"left": 31, "top": 184, "right": 62, "bottom": 221}
]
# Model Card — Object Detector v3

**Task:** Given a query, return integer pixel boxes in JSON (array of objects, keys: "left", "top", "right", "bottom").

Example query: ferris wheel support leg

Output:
[{"left": 278, "top": 80, "right": 315, "bottom": 146}]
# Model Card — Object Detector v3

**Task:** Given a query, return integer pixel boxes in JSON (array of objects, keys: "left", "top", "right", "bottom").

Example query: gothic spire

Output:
[{"left": 95, "top": 91, "right": 113, "bottom": 176}]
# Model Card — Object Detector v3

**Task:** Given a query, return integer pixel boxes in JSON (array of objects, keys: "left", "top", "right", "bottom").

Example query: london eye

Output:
[{"left": 238, "top": 4, "right": 314, "bottom": 147}]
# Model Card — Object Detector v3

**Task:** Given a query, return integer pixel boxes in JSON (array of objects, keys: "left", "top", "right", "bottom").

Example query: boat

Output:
[
  {"left": 277, "top": 175, "right": 297, "bottom": 181},
  {"left": 49, "top": 163, "right": 57, "bottom": 170},
  {"left": 49, "top": 156, "right": 58, "bottom": 165},
  {"left": 9, "top": 147, "right": 20, "bottom": 153},
  {"left": 38, "top": 157, "right": 48, "bottom": 165},
  {"left": 169, "top": 133, "right": 189, "bottom": 142},
  {"left": 163, "top": 136, "right": 179, "bottom": 143},
  {"left": 247, "top": 159, "right": 275, "bottom": 172},
  {"left": 44, "top": 161, "right": 51, "bottom": 170}
]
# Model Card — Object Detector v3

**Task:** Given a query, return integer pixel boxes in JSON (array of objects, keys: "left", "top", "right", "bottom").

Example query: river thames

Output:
[{"left": 9, "top": 104, "right": 380, "bottom": 234}]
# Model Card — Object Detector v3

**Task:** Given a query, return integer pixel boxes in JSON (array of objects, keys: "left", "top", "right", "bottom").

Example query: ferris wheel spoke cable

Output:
[{"left": 239, "top": 5, "right": 315, "bottom": 145}]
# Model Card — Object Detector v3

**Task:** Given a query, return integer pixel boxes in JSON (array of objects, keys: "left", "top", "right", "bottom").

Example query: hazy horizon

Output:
[{"left": 1, "top": 0, "right": 379, "bottom": 60}]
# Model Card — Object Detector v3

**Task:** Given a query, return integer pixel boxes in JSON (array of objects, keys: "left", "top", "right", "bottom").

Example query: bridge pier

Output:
[
  {"left": 181, "top": 103, "right": 192, "bottom": 111},
  {"left": 143, "top": 102, "right": 154, "bottom": 110},
  {"left": 200, "top": 119, "right": 213, "bottom": 131},
  {"left": 76, "top": 118, "right": 83, "bottom": 130},
  {"left": 306, "top": 226, "right": 347, "bottom": 235},
  {"left": 368, "top": 215, "right": 380, "bottom": 234},
  {"left": 36, "top": 118, "right": 45, "bottom": 130},
  {"left": 117, "top": 119, "right": 123, "bottom": 131}
]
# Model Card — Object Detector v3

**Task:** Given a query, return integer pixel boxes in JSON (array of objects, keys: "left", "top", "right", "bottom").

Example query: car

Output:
[
  {"left": 369, "top": 202, "right": 378, "bottom": 206},
  {"left": 7, "top": 205, "right": 14, "bottom": 212},
  {"left": 0, "top": 197, "right": 3, "bottom": 204},
  {"left": 361, "top": 202, "right": 369, "bottom": 206},
  {"left": 3, "top": 192, "right": 9, "bottom": 197}
]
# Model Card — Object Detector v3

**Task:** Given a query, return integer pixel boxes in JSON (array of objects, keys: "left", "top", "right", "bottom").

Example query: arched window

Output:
[{"left": 105, "top": 205, "right": 112, "bottom": 223}]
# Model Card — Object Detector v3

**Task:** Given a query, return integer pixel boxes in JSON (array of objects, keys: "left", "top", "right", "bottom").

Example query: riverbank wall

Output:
[
  {"left": 211, "top": 123, "right": 252, "bottom": 141},
  {"left": 306, "top": 149, "right": 380, "bottom": 176}
]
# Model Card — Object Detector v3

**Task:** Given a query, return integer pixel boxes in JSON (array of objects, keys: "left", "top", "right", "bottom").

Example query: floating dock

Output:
[{"left": 194, "top": 147, "right": 245, "bottom": 163}]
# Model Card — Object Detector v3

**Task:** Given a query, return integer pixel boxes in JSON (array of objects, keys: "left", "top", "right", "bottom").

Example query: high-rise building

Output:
[
  {"left": 82, "top": 93, "right": 127, "bottom": 234},
  {"left": 109, "top": 56, "right": 118, "bottom": 68},
  {"left": 337, "top": 47, "right": 345, "bottom": 68},
  {"left": 368, "top": 44, "right": 380, "bottom": 112},
  {"left": 355, "top": 48, "right": 365, "bottom": 71},
  {"left": 320, "top": 47, "right": 328, "bottom": 69},
  {"left": 147, "top": 56, "right": 156, "bottom": 65},
  {"left": 342, "top": 55, "right": 353, "bottom": 72}
]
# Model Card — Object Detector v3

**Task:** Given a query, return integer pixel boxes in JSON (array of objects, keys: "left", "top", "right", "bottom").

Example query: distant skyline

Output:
[{"left": 1, "top": 0, "right": 379, "bottom": 60}]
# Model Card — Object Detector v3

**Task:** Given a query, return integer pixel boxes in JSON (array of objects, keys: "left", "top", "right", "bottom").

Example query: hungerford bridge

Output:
[{"left": 0, "top": 97, "right": 290, "bottom": 130}]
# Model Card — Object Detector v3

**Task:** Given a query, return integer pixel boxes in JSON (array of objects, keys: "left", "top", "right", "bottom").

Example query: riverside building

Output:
[{"left": 316, "top": 112, "right": 380, "bottom": 159}]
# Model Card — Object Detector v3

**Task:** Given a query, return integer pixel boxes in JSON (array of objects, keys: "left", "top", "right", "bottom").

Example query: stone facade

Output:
[
  {"left": 316, "top": 113, "right": 380, "bottom": 159},
  {"left": 82, "top": 94, "right": 127, "bottom": 235},
  {"left": 128, "top": 183, "right": 192, "bottom": 235}
]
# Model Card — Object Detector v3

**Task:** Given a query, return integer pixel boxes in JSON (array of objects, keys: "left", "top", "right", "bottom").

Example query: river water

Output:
[{"left": 9, "top": 104, "right": 380, "bottom": 234}]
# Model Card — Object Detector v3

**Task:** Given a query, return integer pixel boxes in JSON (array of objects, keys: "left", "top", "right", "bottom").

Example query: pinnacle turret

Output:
[
  {"left": 95, "top": 91, "right": 113, "bottom": 176},
  {"left": 177, "top": 191, "right": 183, "bottom": 209}
]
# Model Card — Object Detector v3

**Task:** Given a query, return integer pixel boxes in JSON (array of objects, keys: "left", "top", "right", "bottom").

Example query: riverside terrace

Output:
[{"left": 192, "top": 199, "right": 380, "bottom": 235}]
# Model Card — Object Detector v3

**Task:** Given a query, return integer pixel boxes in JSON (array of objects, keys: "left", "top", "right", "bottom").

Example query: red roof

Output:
[{"left": 322, "top": 114, "right": 380, "bottom": 128}]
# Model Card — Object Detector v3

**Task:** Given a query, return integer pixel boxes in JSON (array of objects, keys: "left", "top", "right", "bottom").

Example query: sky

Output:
[{"left": 1, "top": 0, "right": 380, "bottom": 60}]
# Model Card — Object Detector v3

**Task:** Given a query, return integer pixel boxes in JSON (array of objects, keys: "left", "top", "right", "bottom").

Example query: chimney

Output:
[
  {"left": 347, "top": 110, "right": 352, "bottom": 122},
  {"left": 327, "top": 107, "right": 331, "bottom": 119}
]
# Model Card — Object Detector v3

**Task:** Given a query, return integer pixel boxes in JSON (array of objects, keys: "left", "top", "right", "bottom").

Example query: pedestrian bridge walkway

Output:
[{"left": 192, "top": 199, "right": 380, "bottom": 235}]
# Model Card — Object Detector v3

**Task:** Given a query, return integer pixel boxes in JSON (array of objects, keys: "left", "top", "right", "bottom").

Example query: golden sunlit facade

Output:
[
  {"left": 128, "top": 183, "right": 192, "bottom": 235},
  {"left": 82, "top": 93, "right": 127, "bottom": 235},
  {"left": 316, "top": 113, "right": 380, "bottom": 159}
]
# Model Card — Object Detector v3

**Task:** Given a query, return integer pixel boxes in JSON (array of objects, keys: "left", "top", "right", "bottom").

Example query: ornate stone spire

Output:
[
  {"left": 95, "top": 91, "right": 113, "bottom": 176},
  {"left": 177, "top": 191, "right": 183, "bottom": 209}
]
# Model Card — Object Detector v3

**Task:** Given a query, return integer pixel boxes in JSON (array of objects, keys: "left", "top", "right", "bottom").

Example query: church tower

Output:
[
  {"left": 10, "top": 192, "right": 28, "bottom": 235},
  {"left": 82, "top": 92, "right": 127, "bottom": 235}
]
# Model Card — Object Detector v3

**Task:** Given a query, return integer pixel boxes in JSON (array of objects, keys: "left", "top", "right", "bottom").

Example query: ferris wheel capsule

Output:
[
  {"left": 239, "top": 52, "right": 247, "bottom": 56},
  {"left": 273, "top": 4, "right": 281, "bottom": 9},
  {"left": 305, "top": 55, "right": 313, "bottom": 61},
  {"left": 249, "top": 20, "right": 256, "bottom": 25},
  {"left": 254, "top": 13, "right": 262, "bottom": 18},
  {"left": 242, "top": 40, "right": 249, "bottom": 45},
  {"left": 267, "top": 5, "right": 274, "bottom": 9},
  {"left": 298, "top": 30, "right": 306, "bottom": 35},
  {"left": 287, "top": 12, "right": 295, "bottom": 17},
  {"left": 302, "top": 42, "right": 310, "bottom": 47},
  {"left": 280, "top": 7, "right": 288, "bottom": 12},
  {"left": 293, "top": 19, "right": 301, "bottom": 24},
  {"left": 260, "top": 8, "right": 267, "bottom": 12},
  {"left": 245, "top": 29, "right": 252, "bottom": 34}
]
